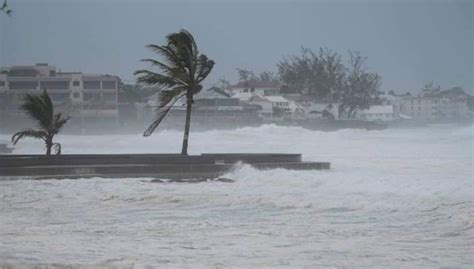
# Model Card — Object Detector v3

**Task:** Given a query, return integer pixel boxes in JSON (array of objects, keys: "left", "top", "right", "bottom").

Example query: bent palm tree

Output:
[
  {"left": 11, "top": 90, "right": 70, "bottom": 155},
  {"left": 135, "top": 29, "right": 215, "bottom": 155}
]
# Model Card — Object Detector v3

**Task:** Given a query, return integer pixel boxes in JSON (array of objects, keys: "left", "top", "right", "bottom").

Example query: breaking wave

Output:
[{"left": 0, "top": 124, "right": 473, "bottom": 267}]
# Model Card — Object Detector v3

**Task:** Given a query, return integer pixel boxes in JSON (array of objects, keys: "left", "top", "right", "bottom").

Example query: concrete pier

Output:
[{"left": 0, "top": 153, "right": 330, "bottom": 180}]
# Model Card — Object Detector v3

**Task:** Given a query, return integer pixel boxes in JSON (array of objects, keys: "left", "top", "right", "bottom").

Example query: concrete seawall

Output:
[{"left": 0, "top": 153, "right": 330, "bottom": 180}]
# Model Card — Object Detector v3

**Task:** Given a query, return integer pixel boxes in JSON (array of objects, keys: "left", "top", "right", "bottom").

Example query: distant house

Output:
[
  {"left": 231, "top": 91, "right": 255, "bottom": 102},
  {"left": 248, "top": 95, "right": 274, "bottom": 119},
  {"left": 228, "top": 80, "right": 279, "bottom": 96},
  {"left": 357, "top": 105, "right": 394, "bottom": 122},
  {"left": 193, "top": 86, "right": 241, "bottom": 115},
  {"left": 165, "top": 87, "right": 260, "bottom": 120},
  {"left": 304, "top": 103, "right": 339, "bottom": 120},
  {"left": 248, "top": 95, "right": 304, "bottom": 120}
]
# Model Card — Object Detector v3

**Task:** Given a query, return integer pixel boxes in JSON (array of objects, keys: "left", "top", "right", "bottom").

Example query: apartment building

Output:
[
  {"left": 0, "top": 63, "right": 121, "bottom": 131},
  {"left": 383, "top": 88, "right": 472, "bottom": 121}
]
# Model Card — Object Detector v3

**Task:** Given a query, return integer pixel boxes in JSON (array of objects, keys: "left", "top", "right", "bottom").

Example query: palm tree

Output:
[
  {"left": 135, "top": 29, "right": 215, "bottom": 155},
  {"left": 11, "top": 90, "right": 70, "bottom": 155}
]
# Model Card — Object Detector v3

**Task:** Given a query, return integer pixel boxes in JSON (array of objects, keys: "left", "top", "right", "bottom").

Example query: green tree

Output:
[
  {"left": 11, "top": 90, "right": 70, "bottom": 155},
  {"left": 134, "top": 29, "right": 215, "bottom": 155},
  {"left": 278, "top": 47, "right": 345, "bottom": 100},
  {"left": 237, "top": 68, "right": 257, "bottom": 81},
  {"left": 338, "top": 51, "right": 381, "bottom": 119},
  {"left": 258, "top": 71, "right": 279, "bottom": 84}
]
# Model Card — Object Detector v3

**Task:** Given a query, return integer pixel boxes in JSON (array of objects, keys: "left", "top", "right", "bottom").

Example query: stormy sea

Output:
[{"left": 0, "top": 124, "right": 472, "bottom": 268}]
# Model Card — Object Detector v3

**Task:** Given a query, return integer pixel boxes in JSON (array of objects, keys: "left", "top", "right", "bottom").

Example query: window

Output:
[
  {"left": 102, "top": 81, "right": 116, "bottom": 89},
  {"left": 9, "top": 81, "right": 38, "bottom": 90},
  {"left": 243, "top": 89, "right": 249, "bottom": 93},
  {"left": 73, "top": 81, "right": 80, "bottom": 86},
  {"left": 49, "top": 70, "right": 56, "bottom": 77},
  {"left": 8, "top": 69, "right": 38, "bottom": 77},
  {"left": 40, "top": 81, "right": 69, "bottom": 90},
  {"left": 102, "top": 92, "right": 116, "bottom": 102},
  {"left": 0, "top": 81, "right": 5, "bottom": 86},
  {"left": 83, "top": 80, "right": 100, "bottom": 89},
  {"left": 49, "top": 93, "right": 69, "bottom": 102},
  {"left": 83, "top": 92, "right": 100, "bottom": 101},
  {"left": 73, "top": 92, "right": 80, "bottom": 98}
]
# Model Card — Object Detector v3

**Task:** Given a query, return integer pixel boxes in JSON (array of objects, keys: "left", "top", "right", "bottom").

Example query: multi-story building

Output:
[
  {"left": 0, "top": 63, "right": 121, "bottom": 131},
  {"left": 382, "top": 88, "right": 472, "bottom": 121}
]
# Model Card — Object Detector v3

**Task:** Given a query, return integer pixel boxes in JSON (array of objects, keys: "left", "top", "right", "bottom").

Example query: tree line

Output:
[{"left": 233, "top": 48, "right": 381, "bottom": 119}]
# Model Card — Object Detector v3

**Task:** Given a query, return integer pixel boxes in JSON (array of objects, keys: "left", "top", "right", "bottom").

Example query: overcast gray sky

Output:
[{"left": 0, "top": 0, "right": 472, "bottom": 93}]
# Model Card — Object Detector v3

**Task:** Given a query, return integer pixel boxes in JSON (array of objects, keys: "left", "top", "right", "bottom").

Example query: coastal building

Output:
[
  {"left": 248, "top": 95, "right": 274, "bottom": 118},
  {"left": 143, "top": 87, "right": 261, "bottom": 129},
  {"left": 227, "top": 80, "right": 279, "bottom": 96},
  {"left": 304, "top": 103, "right": 339, "bottom": 120},
  {"left": 357, "top": 105, "right": 394, "bottom": 121},
  {"left": 247, "top": 94, "right": 304, "bottom": 120},
  {"left": 396, "top": 88, "right": 472, "bottom": 121},
  {"left": 0, "top": 63, "right": 121, "bottom": 131}
]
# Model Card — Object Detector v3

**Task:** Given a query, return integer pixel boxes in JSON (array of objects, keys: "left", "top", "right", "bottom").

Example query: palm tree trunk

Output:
[
  {"left": 45, "top": 143, "right": 52, "bottom": 155},
  {"left": 181, "top": 95, "right": 193, "bottom": 155},
  {"left": 45, "top": 136, "right": 53, "bottom": 156}
]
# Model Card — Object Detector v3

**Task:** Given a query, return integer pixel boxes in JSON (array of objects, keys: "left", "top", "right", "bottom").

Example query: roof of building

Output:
[
  {"left": 248, "top": 94, "right": 270, "bottom": 103},
  {"left": 229, "top": 80, "right": 279, "bottom": 89},
  {"left": 265, "top": 96, "right": 289, "bottom": 103},
  {"left": 420, "top": 87, "right": 472, "bottom": 100},
  {"left": 195, "top": 87, "right": 232, "bottom": 100},
  {"left": 232, "top": 91, "right": 255, "bottom": 101}
]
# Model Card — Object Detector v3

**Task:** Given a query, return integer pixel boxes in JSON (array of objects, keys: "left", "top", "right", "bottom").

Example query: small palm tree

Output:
[
  {"left": 11, "top": 90, "right": 70, "bottom": 155},
  {"left": 135, "top": 29, "right": 215, "bottom": 155}
]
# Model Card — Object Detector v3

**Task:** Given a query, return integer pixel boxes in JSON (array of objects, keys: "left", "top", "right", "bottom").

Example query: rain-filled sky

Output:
[{"left": 0, "top": 0, "right": 472, "bottom": 93}]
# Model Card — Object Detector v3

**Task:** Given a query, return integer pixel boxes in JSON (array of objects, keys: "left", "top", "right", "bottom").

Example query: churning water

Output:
[{"left": 0, "top": 124, "right": 473, "bottom": 268}]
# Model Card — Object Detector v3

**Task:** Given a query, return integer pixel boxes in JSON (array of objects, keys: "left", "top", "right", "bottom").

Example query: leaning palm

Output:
[
  {"left": 11, "top": 90, "right": 70, "bottom": 155},
  {"left": 135, "top": 29, "right": 215, "bottom": 155}
]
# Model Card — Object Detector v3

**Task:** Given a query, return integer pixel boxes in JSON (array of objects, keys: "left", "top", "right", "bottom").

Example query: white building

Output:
[
  {"left": 247, "top": 94, "right": 305, "bottom": 120},
  {"left": 0, "top": 64, "right": 121, "bottom": 129},
  {"left": 357, "top": 105, "right": 394, "bottom": 121},
  {"left": 0, "top": 63, "right": 121, "bottom": 128},
  {"left": 389, "top": 88, "right": 472, "bottom": 121},
  {"left": 228, "top": 80, "right": 279, "bottom": 96},
  {"left": 304, "top": 103, "right": 340, "bottom": 120}
]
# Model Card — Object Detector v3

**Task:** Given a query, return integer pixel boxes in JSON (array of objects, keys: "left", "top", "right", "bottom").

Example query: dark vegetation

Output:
[
  {"left": 11, "top": 90, "right": 70, "bottom": 155},
  {"left": 134, "top": 29, "right": 215, "bottom": 155}
]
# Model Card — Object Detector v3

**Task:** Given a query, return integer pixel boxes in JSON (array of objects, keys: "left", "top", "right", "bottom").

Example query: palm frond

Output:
[
  {"left": 11, "top": 129, "right": 47, "bottom": 145},
  {"left": 53, "top": 113, "right": 71, "bottom": 132},
  {"left": 167, "top": 30, "right": 197, "bottom": 74},
  {"left": 140, "top": 59, "right": 189, "bottom": 84},
  {"left": 19, "top": 90, "right": 53, "bottom": 130},
  {"left": 143, "top": 93, "right": 185, "bottom": 137},
  {"left": 158, "top": 88, "right": 186, "bottom": 108},
  {"left": 134, "top": 70, "right": 179, "bottom": 89},
  {"left": 53, "top": 143, "right": 62, "bottom": 155},
  {"left": 145, "top": 44, "right": 183, "bottom": 69},
  {"left": 196, "top": 54, "right": 215, "bottom": 83}
]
